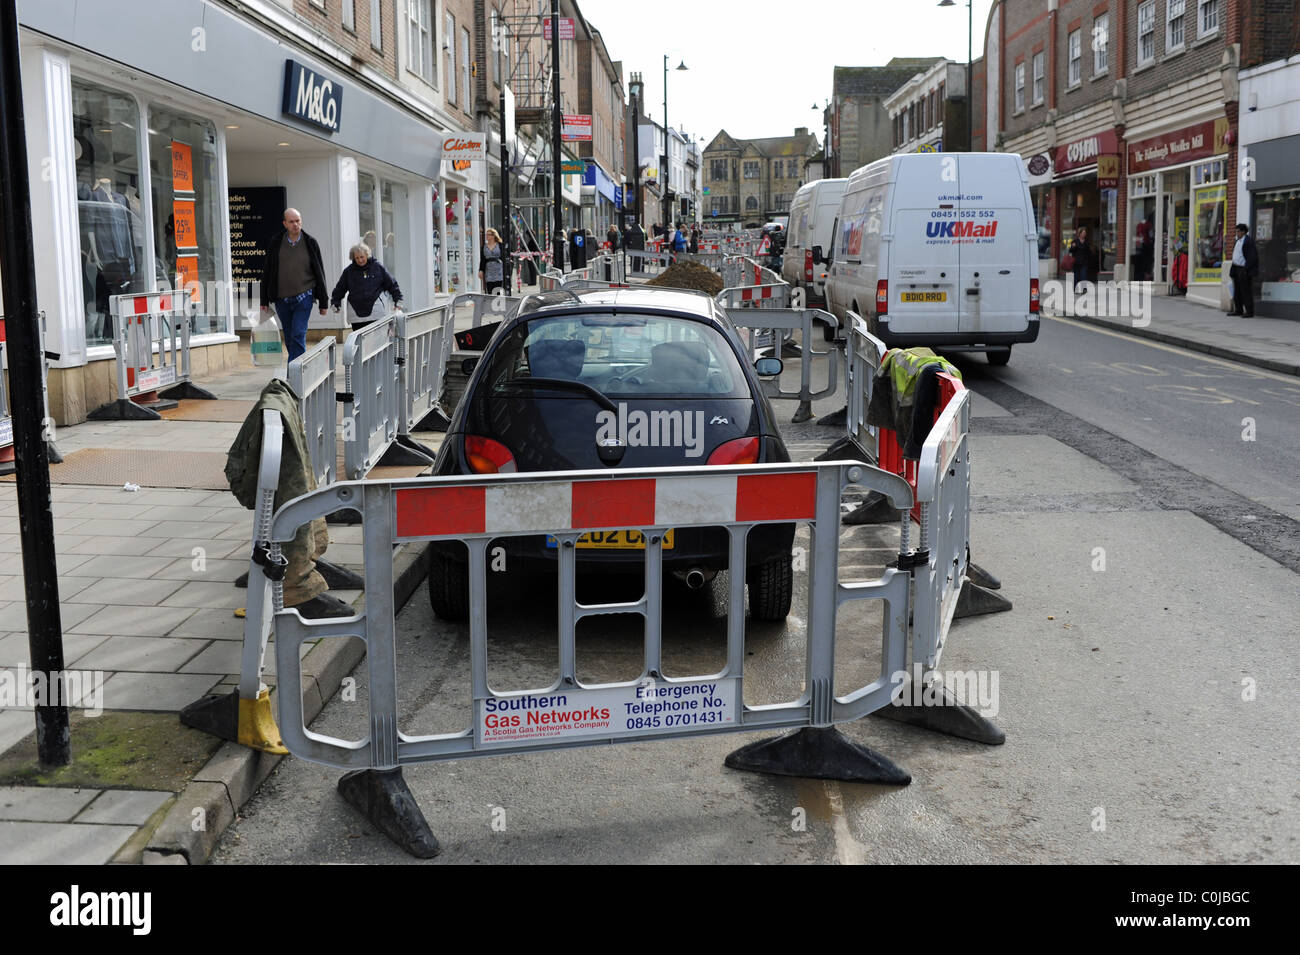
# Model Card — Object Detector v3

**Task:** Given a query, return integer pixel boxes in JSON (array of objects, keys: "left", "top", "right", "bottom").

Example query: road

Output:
[{"left": 214, "top": 317, "right": 1300, "bottom": 864}]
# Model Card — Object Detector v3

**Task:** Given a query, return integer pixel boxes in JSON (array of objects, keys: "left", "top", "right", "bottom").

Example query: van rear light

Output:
[
  {"left": 804, "top": 249, "right": 814, "bottom": 282},
  {"left": 465, "top": 435, "right": 517, "bottom": 474},
  {"left": 876, "top": 280, "right": 889, "bottom": 315},
  {"left": 707, "top": 436, "right": 760, "bottom": 465},
  {"left": 1030, "top": 278, "right": 1040, "bottom": 313}
]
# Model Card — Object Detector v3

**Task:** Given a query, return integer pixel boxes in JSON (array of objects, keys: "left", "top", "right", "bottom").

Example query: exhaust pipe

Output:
[{"left": 684, "top": 567, "right": 707, "bottom": 590}]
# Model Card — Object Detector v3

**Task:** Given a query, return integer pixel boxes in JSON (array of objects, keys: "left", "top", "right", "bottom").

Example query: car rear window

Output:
[{"left": 479, "top": 313, "right": 749, "bottom": 399}]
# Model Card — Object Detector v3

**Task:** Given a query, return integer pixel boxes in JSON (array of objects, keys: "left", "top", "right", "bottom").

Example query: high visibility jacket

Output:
[{"left": 867, "top": 348, "right": 963, "bottom": 458}]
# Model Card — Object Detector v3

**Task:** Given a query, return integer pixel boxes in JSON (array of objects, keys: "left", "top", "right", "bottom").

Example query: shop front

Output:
[
  {"left": 581, "top": 160, "right": 618, "bottom": 236},
  {"left": 17, "top": 0, "right": 444, "bottom": 424},
  {"left": 1126, "top": 118, "right": 1230, "bottom": 306},
  {"left": 1243, "top": 132, "right": 1300, "bottom": 320},
  {"left": 1024, "top": 152, "right": 1054, "bottom": 273},
  {"left": 1052, "top": 129, "right": 1120, "bottom": 280}
]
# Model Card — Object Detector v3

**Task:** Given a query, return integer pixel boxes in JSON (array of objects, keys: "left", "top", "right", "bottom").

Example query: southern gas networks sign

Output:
[{"left": 282, "top": 60, "right": 342, "bottom": 133}]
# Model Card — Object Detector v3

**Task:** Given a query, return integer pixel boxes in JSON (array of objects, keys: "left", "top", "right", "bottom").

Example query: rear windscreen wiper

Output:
[{"left": 499, "top": 377, "right": 617, "bottom": 411}]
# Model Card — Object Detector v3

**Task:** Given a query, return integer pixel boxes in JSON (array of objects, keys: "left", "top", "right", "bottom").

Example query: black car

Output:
[{"left": 428, "top": 286, "right": 797, "bottom": 622}]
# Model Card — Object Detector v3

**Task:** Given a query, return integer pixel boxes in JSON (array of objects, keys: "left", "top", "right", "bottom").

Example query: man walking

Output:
[
  {"left": 261, "top": 208, "right": 328, "bottom": 363},
  {"left": 1228, "top": 223, "right": 1259, "bottom": 318}
]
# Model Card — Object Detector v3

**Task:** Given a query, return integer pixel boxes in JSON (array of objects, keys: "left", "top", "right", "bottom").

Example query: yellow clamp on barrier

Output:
[{"left": 238, "top": 689, "right": 288, "bottom": 755}]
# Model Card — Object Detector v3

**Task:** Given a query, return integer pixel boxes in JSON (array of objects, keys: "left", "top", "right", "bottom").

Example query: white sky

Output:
[{"left": 575, "top": 0, "right": 995, "bottom": 147}]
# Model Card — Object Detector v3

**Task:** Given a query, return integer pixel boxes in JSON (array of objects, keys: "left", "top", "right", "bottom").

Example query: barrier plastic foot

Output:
[
  {"left": 792, "top": 400, "right": 813, "bottom": 424},
  {"left": 380, "top": 439, "right": 435, "bottom": 467},
  {"left": 967, "top": 561, "right": 1001, "bottom": 590},
  {"left": 814, "top": 435, "right": 870, "bottom": 463},
  {"left": 413, "top": 406, "right": 452, "bottom": 433},
  {"left": 337, "top": 768, "right": 441, "bottom": 859},
  {"left": 842, "top": 491, "right": 903, "bottom": 525},
  {"left": 87, "top": 398, "right": 163, "bottom": 421},
  {"left": 816, "top": 405, "right": 848, "bottom": 427},
  {"left": 873, "top": 683, "right": 1005, "bottom": 745},
  {"left": 179, "top": 688, "right": 288, "bottom": 754},
  {"left": 724, "top": 726, "right": 911, "bottom": 785},
  {"left": 159, "top": 380, "right": 218, "bottom": 401},
  {"left": 955, "top": 580, "right": 1013, "bottom": 618}
]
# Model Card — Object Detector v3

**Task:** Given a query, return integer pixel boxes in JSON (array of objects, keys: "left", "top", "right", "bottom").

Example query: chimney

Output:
[{"left": 795, "top": 127, "right": 809, "bottom": 136}]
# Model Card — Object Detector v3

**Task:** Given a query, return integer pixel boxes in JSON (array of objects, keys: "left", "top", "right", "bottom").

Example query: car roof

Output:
[{"left": 520, "top": 285, "right": 722, "bottom": 321}]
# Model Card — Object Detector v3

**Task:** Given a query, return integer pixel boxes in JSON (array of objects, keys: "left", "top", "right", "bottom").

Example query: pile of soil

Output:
[{"left": 646, "top": 260, "right": 724, "bottom": 296}]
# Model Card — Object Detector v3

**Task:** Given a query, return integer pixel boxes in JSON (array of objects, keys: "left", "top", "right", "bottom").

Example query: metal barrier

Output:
[
  {"left": 538, "top": 270, "right": 564, "bottom": 292},
  {"left": 561, "top": 279, "right": 631, "bottom": 291},
  {"left": 340, "top": 314, "right": 433, "bottom": 480},
  {"left": 844, "top": 311, "right": 887, "bottom": 460},
  {"left": 626, "top": 249, "right": 672, "bottom": 276},
  {"left": 287, "top": 338, "right": 337, "bottom": 488},
  {"left": 268, "top": 462, "right": 914, "bottom": 774},
  {"left": 716, "top": 284, "right": 791, "bottom": 309},
  {"left": 724, "top": 307, "right": 839, "bottom": 422},
  {"left": 396, "top": 304, "right": 452, "bottom": 440},
  {"left": 89, "top": 288, "right": 216, "bottom": 420},
  {"left": 449, "top": 292, "right": 521, "bottom": 330}
]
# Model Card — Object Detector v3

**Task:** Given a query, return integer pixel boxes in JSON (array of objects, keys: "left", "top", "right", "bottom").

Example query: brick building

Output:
[
  {"left": 827, "top": 60, "right": 941, "bottom": 177},
  {"left": 885, "top": 58, "right": 971, "bottom": 154},
  {"left": 701, "top": 128, "right": 821, "bottom": 227},
  {"left": 985, "top": 0, "right": 1256, "bottom": 309}
]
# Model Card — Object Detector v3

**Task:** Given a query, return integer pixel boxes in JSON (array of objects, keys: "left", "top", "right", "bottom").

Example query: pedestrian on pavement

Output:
[
  {"left": 478, "top": 227, "right": 510, "bottom": 294},
  {"left": 673, "top": 221, "right": 688, "bottom": 253},
  {"left": 1227, "top": 223, "right": 1259, "bottom": 318},
  {"left": 690, "top": 225, "right": 700, "bottom": 254},
  {"left": 261, "top": 208, "right": 329, "bottom": 364},
  {"left": 606, "top": 224, "right": 621, "bottom": 251},
  {"left": 1068, "top": 226, "right": 1092, "bottom": 289},
  {"left": 330, "top": 242, "right": 403, "bottom": 331}
]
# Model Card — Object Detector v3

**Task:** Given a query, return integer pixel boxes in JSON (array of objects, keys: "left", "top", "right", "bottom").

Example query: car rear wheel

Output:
[
  {"left": 428, "top": 549, "right": 469, "bottom": 621},
  {"left": 747, "top": 552, "right": 793, "bottom": 621},
  {"left": 987, "top": 347, "right": 1012, "bottom": 366}
]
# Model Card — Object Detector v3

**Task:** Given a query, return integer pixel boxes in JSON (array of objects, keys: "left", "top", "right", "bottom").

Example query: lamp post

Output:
[
  {"left": 938, "top": 0, "right": 973, "bottom": 152},
  {"left": 812, "top": 99, "right": 829, "bottom": 177},
  {"left": 662, "top": 55, "right": 687, "bottom": 238}
]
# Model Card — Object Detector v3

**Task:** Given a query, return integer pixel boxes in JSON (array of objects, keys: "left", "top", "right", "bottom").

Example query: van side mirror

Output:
[
  {"left": 811, "top": 246, "right": 824, "bottom": 265},
  {"left": 754, "top": 357, "right": 783, "bottom": 377}
]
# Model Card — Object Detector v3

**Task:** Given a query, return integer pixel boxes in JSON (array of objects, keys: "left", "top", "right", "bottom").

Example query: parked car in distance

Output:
[
  {"left": 822, "top": 152, "right": 1040, "bottom": 365},
  {"left": 428, "top": 286, "right": 797, "bottom": 623},
  {"left": 783, "top": 178, "right": 848, "bottom": 305}
]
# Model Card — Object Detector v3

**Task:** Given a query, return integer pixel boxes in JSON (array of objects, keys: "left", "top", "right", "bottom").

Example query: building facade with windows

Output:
[
  {"left": 827, "top": 60, "right": 941, "bottom": 178},
  {"left": 985, "top": 0, "right": 1248, "bottom": 308},
  {"left": 701, "top": 128, "right": 820, "bottom": 227},
  {"left": 885, "top": 59, "right": 969, "bottom": 154}
]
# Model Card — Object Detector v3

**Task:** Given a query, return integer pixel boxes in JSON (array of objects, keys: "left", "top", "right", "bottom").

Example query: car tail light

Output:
[
  {"left": 707, "top": 436, "right": 760, "bottom": 465},
  {"left": 465, "top": 435, "right": 517, "bottom": 474},
  {"left": 804, "top": 249, "right": 814, "bottom": 282},
  {"left": 876, "top": 280, "right": 888, "bottom": 315},
  {"left": 1030, "top": 278, "right": 1040, "bottom": 313}
]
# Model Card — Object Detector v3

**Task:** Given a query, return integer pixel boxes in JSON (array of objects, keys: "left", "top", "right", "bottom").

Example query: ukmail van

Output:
[
  {"left": 821, "top": 152, "right": 1039, "bottom": 364},
  {"left": 783, "top": 178, "right": 848, "bottom": 303}
]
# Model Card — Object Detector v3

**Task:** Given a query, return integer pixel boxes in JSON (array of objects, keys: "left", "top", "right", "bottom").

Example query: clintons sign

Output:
[
  {"left": 1054, "top": 130, "right": 1119, "bottom": 176},
  {"left": 1128, "top": 119, "right": 1229, "bottom": 173},
  {"left": 442, "top": 133, "right": 487, "bottom": 163}
]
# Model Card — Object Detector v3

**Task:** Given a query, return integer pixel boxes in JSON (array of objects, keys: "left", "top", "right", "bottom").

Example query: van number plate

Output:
[{"left": 901, "top": 291, "right": 947, "bottom": 303}]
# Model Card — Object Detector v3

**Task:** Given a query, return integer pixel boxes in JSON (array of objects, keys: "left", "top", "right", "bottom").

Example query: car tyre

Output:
[
  {"left": 428, "top": 548, "right": 469, "bottom": 622},
  {"left": 747, "top": 552, "right": 793, "bottom": 621},
  {"left": 987, "top": 347, "right": 1012, "bottom": 366}
]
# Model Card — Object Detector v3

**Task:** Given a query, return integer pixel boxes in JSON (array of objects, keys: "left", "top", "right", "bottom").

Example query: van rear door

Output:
[
  {"left": 956, "top": 161, "right": 1032, "bottom": 337},
  {"left": 889, "top": 155, "right": 960, "bottom": 335}
]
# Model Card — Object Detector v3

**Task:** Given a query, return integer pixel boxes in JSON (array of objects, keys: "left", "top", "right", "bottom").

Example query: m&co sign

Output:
[{"left": 443, "top": 133, "right": 486, "bottom": 163}]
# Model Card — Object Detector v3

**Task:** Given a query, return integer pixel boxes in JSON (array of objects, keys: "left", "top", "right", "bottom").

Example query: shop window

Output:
[
  {"left": 1252, "top": 188, "right": 1300, "bottom": 293},
  {"left": 1193, "top": 159, "right": 1226, "bottom": 185},
  {"left": 1192, "top": 182, "right": 1227, "bottom": 284},
  {"left": 1068, "top": 30, "right": 1082, "bottom": 86},
  {"left": 149, "top": 106, "right": 225, "bottom": 336},
  {"left": 1014, "top": 62, "right": 1025, "bottom": 112},
  {"left": 1198, "top": 0, "right": 1219, "bottom": 37},
  {"left": 407, "top": 0, "right": 433, "bottom": 84},
  {"left": 1138, "top": 1, "right": 1155, "bottom": 66},
  {"left": 1032, "top": 52, "right": 1044, "bottom": 105},
  {"left": 1093, "top": 14, "right": 1109, "bottom": 75},
  {"left": 381, "top": 180, "right": 410, "bottom": 302},
  {"left": 358, "top": 171, "right": 379, "bottom": 253},
  {"left": 71, "top": 80, "right": 150, "bottom": 348},
  {"left": 1167, "top": 0, "right": 1186, "bottom": 50}
]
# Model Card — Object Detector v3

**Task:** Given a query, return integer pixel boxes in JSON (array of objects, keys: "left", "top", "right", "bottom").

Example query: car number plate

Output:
[
  {"left": 545, "top": 529, "right": 675, "bottom": 549},
  {"left": 900, "top": 291, "right": 947, "bottom": 302}
]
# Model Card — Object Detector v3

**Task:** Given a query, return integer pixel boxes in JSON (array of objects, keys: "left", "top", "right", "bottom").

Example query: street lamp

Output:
[
  {"left": 938, "top": 0, "right": 973, "bottom": 153},
  {"left": 812, "top": 99, "right": 829, "bottom": 176},
  {"left": 663, "top": 55, "right": 687, "bottom": 238}
]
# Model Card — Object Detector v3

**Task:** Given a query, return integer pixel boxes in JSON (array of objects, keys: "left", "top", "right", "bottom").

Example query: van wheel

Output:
[
  {"left": 747, "top": 552, "right": 793, "bottom": 621},
  {"left": 987, "top": 347, "right": 1012, "bottom": 366},
  {"left": 428, "top": 548, "right": 469, "bottom": 621}
]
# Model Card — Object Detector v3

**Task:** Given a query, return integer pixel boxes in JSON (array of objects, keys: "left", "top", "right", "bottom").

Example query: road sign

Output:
[
  {"left": 543, "top": 17, "right": 575, "bottom": 40},
  {"left": 560, "top": 159, "right": 585, "bottom": 174},
  {"left": 561, "top": 114, "right": 592, "bottom": 141}
]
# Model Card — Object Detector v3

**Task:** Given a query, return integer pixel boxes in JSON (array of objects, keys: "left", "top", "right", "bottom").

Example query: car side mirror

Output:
[
  {"left": 754, "top": 357, "right": 783, "bottom": 377},
  {"left": 812, "top": 246, "right": 824, "bottom": 265},
  {"left": 461, "top": 357, "right": 479, "bottom": 376}
]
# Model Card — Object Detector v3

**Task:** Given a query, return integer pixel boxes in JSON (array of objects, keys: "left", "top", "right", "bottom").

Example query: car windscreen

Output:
[{"left": 479, "top": 312, "right": 750, "bottom": 399}]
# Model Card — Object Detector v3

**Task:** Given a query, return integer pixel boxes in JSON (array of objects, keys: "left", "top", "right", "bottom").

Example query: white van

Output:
[
  {"left": 783, "top": 178, "right": 848, "bottom": 304},
  {"left": 821, "top": 152, "right": 1039, "bottom": 364}
]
